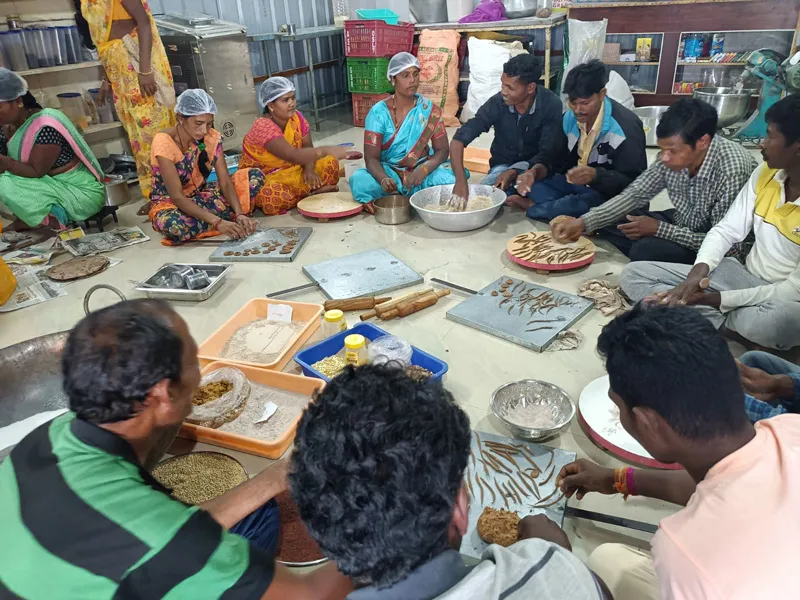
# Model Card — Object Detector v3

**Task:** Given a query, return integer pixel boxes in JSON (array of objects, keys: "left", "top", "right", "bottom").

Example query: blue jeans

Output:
[
  {"left": 230, "top": 498, "right": 280, "bottom": 554},
  {"left": 480, "top": 162, "right": 530, "bottom": 186},
  {"left": 739, "top": 351, "right": 800, "bottom": 422},
  {"left": 521, "top": 174, "right": 606, "bottom": 222}
]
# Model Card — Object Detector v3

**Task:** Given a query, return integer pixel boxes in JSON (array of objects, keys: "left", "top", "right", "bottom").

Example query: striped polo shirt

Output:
[{"left": 0, "top": 412, "right": 274, "bottom": 599}]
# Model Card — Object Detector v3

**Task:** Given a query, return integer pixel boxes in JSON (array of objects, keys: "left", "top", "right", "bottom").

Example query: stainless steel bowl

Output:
[
  {"left": 490, "top": 379, "right": 575, "bottom": 442},
  {"left": 693, "top": 87, "right": 755, "bottom": 128},
  {"left": 410, "top": 184, "right": 505, "bottom": 232},
  {"left": 374, "top": 195, "right": 411, "bottom": 225},
  {"left": 633, "top": 106, "right": 669, "bottom": 146},
  {"left": 104, "top": 174, "right": 132, "bottom": 207}
]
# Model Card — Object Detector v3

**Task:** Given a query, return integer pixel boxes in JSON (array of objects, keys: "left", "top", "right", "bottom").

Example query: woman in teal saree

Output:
[
  {"left": 350, "top": 52, "right": 465, "bottom": 204},
  {"left": 0, "top": 69, "right": 105, "bottom": 229}
]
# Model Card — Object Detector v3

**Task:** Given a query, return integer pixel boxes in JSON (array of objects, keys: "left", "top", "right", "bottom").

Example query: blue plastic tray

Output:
[
  {"left": 294, "top": 322, "right": 448, "bottom": 382},
  {"left": 355, "top": 8, "right": 399, "bottom": 25}
]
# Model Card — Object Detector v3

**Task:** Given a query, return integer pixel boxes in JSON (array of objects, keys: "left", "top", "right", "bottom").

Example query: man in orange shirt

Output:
[{"left": 556, "top": 304, "right": 800, "bottom": 600}]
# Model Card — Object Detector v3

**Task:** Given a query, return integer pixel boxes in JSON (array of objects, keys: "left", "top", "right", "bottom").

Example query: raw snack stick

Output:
[{"left": 359, "top": 288, "right": 434, "bottom": 321}]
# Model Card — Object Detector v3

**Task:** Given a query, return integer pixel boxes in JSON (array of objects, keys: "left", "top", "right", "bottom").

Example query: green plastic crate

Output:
[{"left": 347, "top": 58, "right": 394, "bottom": 94}]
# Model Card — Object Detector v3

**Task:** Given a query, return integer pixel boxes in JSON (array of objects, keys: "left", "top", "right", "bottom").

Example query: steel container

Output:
[
  {"left": 374, "top": 195, "right": 411, "bottom": 225},
  {"left": 410, "top": 184, "right": 505, "bottom": 232},
  {"left": 693, "top": 87, "right": 754, "bottom": 128},
  {"left": 491, "top": 379, "right": 575, "bottom": 442},
  {"left": 633, "top": 105, "right": 669, "bottom": 146}
]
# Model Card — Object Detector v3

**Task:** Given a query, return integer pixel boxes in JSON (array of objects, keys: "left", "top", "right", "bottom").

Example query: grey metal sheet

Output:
[
  {"left": 460, "top": 431, "right": 575, "bottom": 560},
  {"left": 302, "top": 249, "right": 423, "bottom": 300},
  {"left": 208, "top": 227, "right": 312, "bottom": 262},
  {"left": 446, "top": 277, "right": 593, "bottom": 352}
]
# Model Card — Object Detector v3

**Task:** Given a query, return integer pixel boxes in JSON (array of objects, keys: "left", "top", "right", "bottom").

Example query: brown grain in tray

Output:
[{"left": 275, "top": 491, "right": 324, "bottom": 563}]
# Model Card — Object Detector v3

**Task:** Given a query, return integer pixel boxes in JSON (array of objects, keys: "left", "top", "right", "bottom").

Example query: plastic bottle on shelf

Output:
[
  {"left": 22, "top": 28, "right": 39, "bottom": 68},
  {"left": 69, "top": 26, "right": 84, "bottom": 63},
  {"left": 1, "top": 30, "right": 29, "bottom": 71},
  {"left": 332, "top": 0, "right": 349, "bottom": 27}
]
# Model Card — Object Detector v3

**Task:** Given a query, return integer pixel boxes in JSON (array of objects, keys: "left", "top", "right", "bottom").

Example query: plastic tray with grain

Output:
[
  {"left": 178, "top": 362, "right": 325, "bottom": 459},
  {"left": 198, "top": 298, "right": 323, "bottom": 371},
  {"left": 294, "top": 322, "right": 449, "bottom": 382}
]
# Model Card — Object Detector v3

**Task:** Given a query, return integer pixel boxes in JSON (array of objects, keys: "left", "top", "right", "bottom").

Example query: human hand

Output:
[
  {"left": 518, "top": 515, "right": 571, "bottom": 551},
  {"left": 566, "top": 166, "right": 596, "bottom": 186},
  {"left": 515, "top": 169, "right": 537, "bottom": 196},
  {"left": 449, "top": 180, "right": 469, "bottom": 211},
  {"left": 235, "top": 214, "right": 258, "bottom": 236},
  {"left": 551, "top": 216, "right": 585, "bottom": 243},
  {"left": 380, "top": 177, "right": 398, "bottom": 194},
  {"left": 406, "top": 165, "right": 428, "bottom": 188},
  {"left": 303, "top": 166, "right": 323, "bottom": 190},
  {"left": 494, "top": 169, "right": 518, "bottom": 191},
  {"left": 648, "top": 264, "right": 711, "bottom": 307},
  {"left": 557, "top": 458, "right": 615, "bottom": 501},
  {"left": 262, "top": 458, "right": 290, "bottom": 497},
  {"left": 217, "top": 219, "right": 246, "bottom": 239},
  {"left": 138, "top": 72, "right": 157, "bottom": 97},
  {"left": 98, "top": 78, "right": 113, "bottom": 105},
  {"left": 327, "top": 145, "right": 351, "bottom": 161},
  {"left": 363, "top": 201, "right": 375, "bottom": 214},
  {"left": 737, "top": 361, "right": 795, "bottom": 402},
  {"left": 616, "top": 215, "right": 660, "bottom": 240}
]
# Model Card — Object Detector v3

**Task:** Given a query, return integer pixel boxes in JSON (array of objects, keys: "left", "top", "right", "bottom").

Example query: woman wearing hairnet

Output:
[
  {"left": 350, "top": 52, "right": 465, "bottom": 203},
  {"left": 232, "top": 77, "right": 356, "bottom": 215},
  {"left": 148, "top": 90, "right": 259, "bottom": 244},
  {"left": 0, "top": 69, "right": 105, "bottom": 229}
]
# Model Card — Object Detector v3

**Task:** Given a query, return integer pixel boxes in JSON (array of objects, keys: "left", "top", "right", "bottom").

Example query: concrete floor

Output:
[{"left": 0, "top": 108, "right": 757, "bottom": 562}]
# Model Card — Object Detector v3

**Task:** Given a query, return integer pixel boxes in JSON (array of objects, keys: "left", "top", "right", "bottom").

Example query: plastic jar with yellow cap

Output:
[
  {"left": 344, "top": 334, "right": 367, "bottom": 367},
  {"left": 323, "top": 309, "right": 348, "bottom": 338}
]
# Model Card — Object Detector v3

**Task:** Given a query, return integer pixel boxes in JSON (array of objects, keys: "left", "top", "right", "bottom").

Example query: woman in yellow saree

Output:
[
  {"left": 79, "top": 0, "right": 175, "bottom": 207},
  {"left": 233, "top": 77, "right": 357, "bottom": 216}
]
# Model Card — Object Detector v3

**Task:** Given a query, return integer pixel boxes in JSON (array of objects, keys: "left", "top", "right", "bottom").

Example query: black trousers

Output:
[{"left": 598, "top": 209, "right": 698, "bottom": 265}]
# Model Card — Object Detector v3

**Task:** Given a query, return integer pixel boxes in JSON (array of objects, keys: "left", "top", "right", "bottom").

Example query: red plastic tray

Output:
[{"left": 352, "top": 92, "right": 390, "bottom": 127}]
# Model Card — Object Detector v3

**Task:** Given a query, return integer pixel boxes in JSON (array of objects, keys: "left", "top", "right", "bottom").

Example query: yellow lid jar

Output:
[
  {"left": 344, "top": 333, "right": 367, "bottom": 367},
  {"left": 323, "top": 309, "right": 348, "bottom": 338}
]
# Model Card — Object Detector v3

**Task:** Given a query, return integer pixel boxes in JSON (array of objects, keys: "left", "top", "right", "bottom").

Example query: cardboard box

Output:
[{"left": 603, "top": 42, "right": 621, "bottom": 63}]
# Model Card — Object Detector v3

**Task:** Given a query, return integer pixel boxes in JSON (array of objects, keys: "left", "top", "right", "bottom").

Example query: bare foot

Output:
[
  {"left": 137, "top": 201, "right": 152, "bottom": 216},
  {"left": 505, "top": 194, "right": 534, "bottom": 210},
  {"left": 308, "top": 185, "right": 339, "bottom": 196}
]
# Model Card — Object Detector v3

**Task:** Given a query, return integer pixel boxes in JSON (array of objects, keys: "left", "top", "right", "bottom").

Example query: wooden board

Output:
[
  {"left": 297, "top": 192, "right": 364, "bottom": 220},
  {"left": 506, "top": 231, "right": 596, "bottom": 271}
]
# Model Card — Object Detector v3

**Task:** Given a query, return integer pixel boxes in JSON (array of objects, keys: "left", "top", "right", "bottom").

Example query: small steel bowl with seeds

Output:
[
  {"left": 152, "top": 451, "right": 249, "bottom": 505},
  {"left": 491, "top": 380, "right": 575, "bottom": 442}
]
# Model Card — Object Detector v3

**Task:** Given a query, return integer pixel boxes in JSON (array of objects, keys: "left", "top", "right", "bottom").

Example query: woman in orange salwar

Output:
[
  {"left": 79, "top": 0, "right": 175, "bottom": 210},
  {"left": 234, "top": 77, "right": 357, "bottom": 216}
]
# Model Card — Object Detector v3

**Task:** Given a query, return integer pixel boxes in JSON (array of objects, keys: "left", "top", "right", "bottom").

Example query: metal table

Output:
[
  {"left": 249, "top": 26, "right": 346, "bottom": 131},
  {"left": 414, "top": 14, "right": 567, "bottom": 88}
]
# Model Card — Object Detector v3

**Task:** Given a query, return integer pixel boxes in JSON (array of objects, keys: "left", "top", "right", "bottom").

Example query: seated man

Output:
[
  {"left": 0, "top": 299, "right": 350, "bottom": 600},
  {"left": 509, "top": 60, "right": 647, "bottom": 221},
  {"left": 738, "top": 351, "right": 800, "bottom": 422},
  {"left": 551, "top": 98, "right": 757, "bottom": 264},
  {"left": 557, "top": 304, "right": 800, "bottom": 600},
  {"left": 289, "top": 365, "right": 610, "bottom": 600},
  {"left": 450, "top": 53, "right": 566, "bottom": 204},
  {"left": 622, "top": 94, "right": 800, "bottom": 350}
]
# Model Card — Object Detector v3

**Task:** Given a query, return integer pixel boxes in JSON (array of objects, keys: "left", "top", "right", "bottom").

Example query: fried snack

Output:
[
  {"left": 193, "top": 381, "right": 234, "bottom": 406},
  {"left": 477, "top": 507, "right": 520, "bottom": 547}
]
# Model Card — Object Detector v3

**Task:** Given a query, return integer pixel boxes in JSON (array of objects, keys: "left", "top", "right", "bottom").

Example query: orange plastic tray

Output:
[
  {"left": 178, "top": 361, "right": 325, "bottom": 459},
  {"left": 197, "top": 298, "right": 323, "bottom": 370},
  {"left": 463, "top": 147, "right": 491, "bottom": 175}
]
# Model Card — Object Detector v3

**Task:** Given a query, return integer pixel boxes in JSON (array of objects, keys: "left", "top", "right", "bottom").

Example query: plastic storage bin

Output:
[
  {"left": 1, "top": 31, "right": 28, "bottom": 71},
  {"left": 294, "top": 322, "right": 449, "bottom": 382},
  {"left": 52, "top": 26, "right": 67, "bottom": 66},
  {"left": 351, "top": 92, "right": 390, "bottom": 127},
  {"left": 355, "top": 9, "right": 399, "bottom": 25},
  {"left": 344, "top": 20, "right": 414, "bottom": 57},
  {"left": 21, "top": 28, "right": 39, "bottom": 68},
  {"left": 347, "top": 58, "right": 393, "bottom": 93},
  {"left": 68, "top": 26, "right": 83, "bottom": 63}
]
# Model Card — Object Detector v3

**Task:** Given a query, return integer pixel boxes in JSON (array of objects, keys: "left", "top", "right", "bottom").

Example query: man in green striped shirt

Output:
[{"left": 0, "top": 299, "right": 350, "bottom": 600}]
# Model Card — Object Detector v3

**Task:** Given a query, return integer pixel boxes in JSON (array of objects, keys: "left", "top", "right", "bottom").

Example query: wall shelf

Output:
[
  {"left": 82, "top": 122, "right": 123, "bottom": 135},
  {"left": 676, "top": 61, "right": 747, "bottom": 66},
  {"left": 605, "top": 61, "right": 660, "bottom": 66},
  {"left": 17, "top": 61, "right": 102, "bottom": 77}
]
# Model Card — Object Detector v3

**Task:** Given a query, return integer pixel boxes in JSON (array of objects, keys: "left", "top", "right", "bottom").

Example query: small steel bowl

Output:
[
  {"left": 490, "top": 379, "right": 575, "bottom": 442},
  {"left": 374, "top": 195, "right": 411, "bottom": 225}
]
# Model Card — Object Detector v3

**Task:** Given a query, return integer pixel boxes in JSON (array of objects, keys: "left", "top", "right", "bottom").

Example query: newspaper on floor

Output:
[
  {"left": 3, "top": 238, "right": 58, "bottom": 265},
  {"left": 62, "top": 226, "right": 149, "bottom": 257},
  {"left": 0, "top": 263, "right": 66, "bottom": 312}
]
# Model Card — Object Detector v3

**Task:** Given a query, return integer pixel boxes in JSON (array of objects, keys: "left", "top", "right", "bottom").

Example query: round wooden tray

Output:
[
  {"left": 506, "top": 231, "right": 596, "bottom": 271},
  {"left": 45, "top": 255, "right": 110, "bottom": 282},
  {"left": 297, "top": 192, "right": 364, "bottom": 220},
  {"left": 579, "top": 376, "right": 682, "bottom": 470}
]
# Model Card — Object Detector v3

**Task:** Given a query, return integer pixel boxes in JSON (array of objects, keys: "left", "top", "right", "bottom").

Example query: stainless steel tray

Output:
[{"left": 135, "top": 263, "right": 232, "bottom": 302}]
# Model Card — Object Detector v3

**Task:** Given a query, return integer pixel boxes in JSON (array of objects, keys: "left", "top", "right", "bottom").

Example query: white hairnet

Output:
[
  {"left": 0, "top": 68, "right": 28, "bottom": 102},
  {"left": 259, "top": 77, "right": 295, "bottom": 108},
  {"left": 387, "top": 52, "right": 420, "bottom": 80},
  {"left": 175, "top": 89, "right": 218, "bottom": 116}
]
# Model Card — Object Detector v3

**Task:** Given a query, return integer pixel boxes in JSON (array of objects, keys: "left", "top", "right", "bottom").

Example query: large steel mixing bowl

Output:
[{"left": 693, "top": 87, "right": 755, "bottom": 128}]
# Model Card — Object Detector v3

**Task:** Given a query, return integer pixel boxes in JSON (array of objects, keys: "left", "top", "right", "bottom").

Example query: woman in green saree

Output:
[{"left": 0, "top": 69, "right": 105, "bottom": 229}]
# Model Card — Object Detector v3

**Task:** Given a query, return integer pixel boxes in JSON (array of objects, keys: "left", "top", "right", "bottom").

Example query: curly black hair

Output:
[
  {"left": 63, "top": 299, "right": 184, "bottom": 424},
  {"left": 598, "top": 303, "right": 747, "bottom": 441},
  {"left": 289, "top": 365, "right": 471, "bottom": 589}
]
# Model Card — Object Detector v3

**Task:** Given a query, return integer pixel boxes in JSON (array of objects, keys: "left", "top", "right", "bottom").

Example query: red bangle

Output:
[
  {"left": 211, "top": 217, "right": 222, "bottom": 229},
  {"left": 626, "top": 467, "right": 638, "bottom": 496}
]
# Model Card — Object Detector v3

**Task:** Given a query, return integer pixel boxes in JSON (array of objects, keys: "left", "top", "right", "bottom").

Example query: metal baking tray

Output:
[{"left": 135, "top": 263, "right": 232, "bottom": 302}]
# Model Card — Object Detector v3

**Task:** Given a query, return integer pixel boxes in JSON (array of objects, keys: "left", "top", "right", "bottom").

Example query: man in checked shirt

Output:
[{"left": 551, "top": 98, "right": 757, "bottom": 264}]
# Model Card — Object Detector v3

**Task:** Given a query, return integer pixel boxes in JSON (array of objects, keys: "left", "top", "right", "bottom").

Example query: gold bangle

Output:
[{"left": 138, "top": 69, "right": 153, "bottom": 76}]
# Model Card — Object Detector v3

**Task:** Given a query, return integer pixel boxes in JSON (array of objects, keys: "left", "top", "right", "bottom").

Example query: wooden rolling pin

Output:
[
  {"left": 324, "top": 296, "right": 391, "bottom": 311},
  {"left": 380, "top": 289, "right": 450, "bottom": 320},
  {"left": 360, "top": 288, "right": 433, "bottom": 321}
]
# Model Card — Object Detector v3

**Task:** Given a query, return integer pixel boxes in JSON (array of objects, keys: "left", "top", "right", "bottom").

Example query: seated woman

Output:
[
  {"left": 350, "top": 52, "right": 463, "bottom": 204},
  {"left": 233, "top": 77, "right": 352, "bottom": 216},
  {"left": 149, "top": 89, "right": 258, "bottom": 244},
  {"left": 0, "top": 69, "right": 105, "bottom": 230}
]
